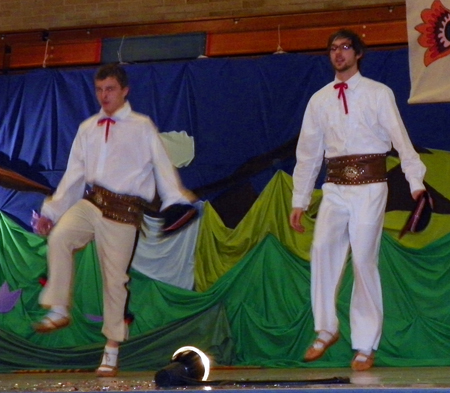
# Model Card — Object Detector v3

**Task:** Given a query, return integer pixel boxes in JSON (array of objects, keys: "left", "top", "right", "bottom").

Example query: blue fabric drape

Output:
[{"left": 0, "top": 49, "right": 449, "bottom": 228}]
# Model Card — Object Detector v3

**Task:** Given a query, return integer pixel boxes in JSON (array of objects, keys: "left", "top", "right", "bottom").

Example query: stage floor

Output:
[{"left": 1, "top": 367, "right": 450, "bottom": 392}]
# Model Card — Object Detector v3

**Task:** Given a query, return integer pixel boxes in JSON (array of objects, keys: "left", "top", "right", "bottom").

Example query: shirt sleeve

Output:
[
  {"left": 292, "top": 98, "right": 325, "bottom": 210},
  {"left": 147, "top": 121, "right": 191, "bottom": 210},
  {"left": 40, "top": 130, "right": 87, "bottom": 222},
  {"left": 378, "top": 87, "right": 426, "bottom": 194}
]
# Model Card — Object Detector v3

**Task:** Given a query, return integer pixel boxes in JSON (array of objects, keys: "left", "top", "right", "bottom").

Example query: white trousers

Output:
[
  {"left": 39, "top": 199, "right": 137, "bottom": 342},
  {"left": 311, "top": 182, "right": 387, "bottom": 352}
]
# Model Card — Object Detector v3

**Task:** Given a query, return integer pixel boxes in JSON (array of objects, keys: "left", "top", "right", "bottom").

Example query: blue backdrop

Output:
[{"left": 0, "top": 48, "right": 449, "bottom": 229}]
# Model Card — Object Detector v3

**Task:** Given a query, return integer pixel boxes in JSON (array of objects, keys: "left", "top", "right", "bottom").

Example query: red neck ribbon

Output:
[
  {"left": 97, "top": 118, "right": 116, "bottom": 142},
  {"left": 334, "top": 82, "right": 349, "bottom": 115}
]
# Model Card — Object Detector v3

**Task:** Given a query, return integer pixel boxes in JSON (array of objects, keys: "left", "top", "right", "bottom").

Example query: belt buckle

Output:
[
  {"left": 93, "top": 193, "right": 104, "bottom": 205},
  {"left": 342, "top": 165, "right": 361, "bottom": 180}
]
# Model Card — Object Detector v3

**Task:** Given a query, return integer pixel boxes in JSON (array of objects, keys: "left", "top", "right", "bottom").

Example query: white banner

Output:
[{"left": 407, "top": 0, "right": 450, "bottom": 103}]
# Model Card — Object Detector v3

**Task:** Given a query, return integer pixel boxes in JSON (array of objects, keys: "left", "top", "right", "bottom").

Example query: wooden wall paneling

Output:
[
  {"left": 8, "top": 40, "right": 102, "bottom": 70},
  {"left": 206, "top": 20, "right": 408, "bottom": 57},
  {"left": 31, "top": 4, "right": 406, "bottom": 43},
  {"left": 0, "top": 4, "right": 408, "bottom": 70},
  {"left": 357, "top": 21, "right": 408, "bottom": 46},
  {"left": 0, "top": 43, "right": 9, "bottom": 71},
  {"left": 0, "top": 31, "right": 44, "bottom": 46}
]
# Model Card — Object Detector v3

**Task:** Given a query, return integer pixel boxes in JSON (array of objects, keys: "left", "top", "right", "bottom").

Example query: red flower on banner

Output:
[{"left": 415, "top": 0, "right": 450, "bottom": 66}]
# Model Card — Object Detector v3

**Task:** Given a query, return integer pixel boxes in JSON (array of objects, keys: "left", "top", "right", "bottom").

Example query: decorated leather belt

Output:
[
  {"left": 325, "top": 153, "right": 388, "bottom": 185},
  {"left": 84, "top": 184, "right": 151, "bottom": 228}
]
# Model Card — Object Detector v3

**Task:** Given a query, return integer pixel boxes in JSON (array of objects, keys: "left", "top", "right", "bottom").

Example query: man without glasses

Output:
[{"left": 32, "top": 63, "right": 193, "bottom": 377}]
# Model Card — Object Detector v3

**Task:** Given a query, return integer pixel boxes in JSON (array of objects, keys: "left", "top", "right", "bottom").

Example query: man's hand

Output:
[
  {"left": 32, "top": 215, "right": 54, "bottom": 236},
  {"left": 412, "top": 189, "right": 424, "bottom": 201},
  {"left": 290, "top": 208, "right": 306, "bottom": 233},
  {"left": 412, "top": 189, "right": 434, "bottom": 209}
]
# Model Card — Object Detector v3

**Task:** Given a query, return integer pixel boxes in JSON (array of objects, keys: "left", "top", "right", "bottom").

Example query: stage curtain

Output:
[
  {"left": 1, "top": 45, "right": 450, "bottom": 370},
  {"left": 1, "top": 49, "right": 450, "bottom": 230},
  {"left": 131, "top": 206, "right": 202, "bottom": 290},
  {"left": 0, "top": 213, "right": 234, "bottom": 372},
  {"left": 194, "top": 171, "right": 319, "bottom": 292},
  {"left": 1, "top": 166, "right": 450, "bottom": 371}
]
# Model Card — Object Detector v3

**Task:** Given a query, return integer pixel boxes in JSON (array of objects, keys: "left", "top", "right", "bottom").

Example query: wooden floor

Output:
[{"left": 1, "top": 367, "right": 450, "bottom": 392}]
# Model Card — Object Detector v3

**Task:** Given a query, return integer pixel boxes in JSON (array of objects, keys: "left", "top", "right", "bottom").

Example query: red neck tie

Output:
[
  {"left": 334, "top": 82, "right": 349, "bottom": 115},
  {"left": 97, "top": 118, "right": 116, "bottom": 142}
]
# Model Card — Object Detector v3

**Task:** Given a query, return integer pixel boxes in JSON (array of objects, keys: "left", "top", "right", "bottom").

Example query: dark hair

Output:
[
  {"left": 95, "top": 63, "right": 129, "bottom": 89},
  {"left": 327, "top": 29, "right": 367, "bottom": 59}
]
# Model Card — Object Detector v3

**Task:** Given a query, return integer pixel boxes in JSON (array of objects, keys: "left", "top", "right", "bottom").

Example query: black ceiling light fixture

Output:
[{"left": 154, "top": 346, "right": 351, "bottom": 388}]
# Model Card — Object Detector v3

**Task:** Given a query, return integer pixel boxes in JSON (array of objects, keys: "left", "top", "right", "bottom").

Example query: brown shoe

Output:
[
  {"left": 304, "top": 332, "right": 339, "bottom": 362},
  {"left": 351, "top": 351, "right": 374, "bottom": 371},
  {"left": 33, "top": 314, "right": 70, "bottom": 333},
  {"left": 96, "top": 364, "right": 118, "bottom": 378}
]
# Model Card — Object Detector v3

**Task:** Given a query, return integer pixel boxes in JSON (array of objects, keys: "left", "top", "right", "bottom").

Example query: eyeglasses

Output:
[{"left": 329, "top": 44, "right": 353, "bottom": 52}]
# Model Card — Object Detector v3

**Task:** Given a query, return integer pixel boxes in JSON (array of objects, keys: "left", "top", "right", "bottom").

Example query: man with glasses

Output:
[{"left": 289, "top": 29, "right": 426, "bottom": 370}]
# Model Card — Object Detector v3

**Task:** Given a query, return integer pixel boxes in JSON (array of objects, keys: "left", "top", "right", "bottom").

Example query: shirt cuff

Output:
[
  {"left": 408, "top": 178, "right": 426, "bottom": 195},
  {"left": 292, "top": 195, "right": 310, "bottom": 211}
]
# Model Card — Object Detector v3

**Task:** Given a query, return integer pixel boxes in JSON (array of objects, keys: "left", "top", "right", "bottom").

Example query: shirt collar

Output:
[
  {"left": 99, "top": 101, "right": 131, "bottom": 121},
  {"left": 334, "top": 71, "right": 361, "bottom": 91}
]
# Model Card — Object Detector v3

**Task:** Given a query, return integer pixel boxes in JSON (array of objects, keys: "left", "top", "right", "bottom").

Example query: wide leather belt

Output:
[
  {"left": 84, "top": 184, "right": 152, "bottom": 228},
  {"left": 325, "top": 153, "right": 388, "bottom": 185}
]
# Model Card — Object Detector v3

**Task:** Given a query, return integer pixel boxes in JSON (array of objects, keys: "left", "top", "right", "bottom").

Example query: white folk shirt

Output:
[
  {"left": 292, "top": 72, "right": 426, "bottom": 210},
  {"left": 42, "top": 101, "right": 189, "bottom": 222}
]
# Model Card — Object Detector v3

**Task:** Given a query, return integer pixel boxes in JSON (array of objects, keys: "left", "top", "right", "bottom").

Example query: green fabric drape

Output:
[
  {"left": 3, "top": 226, "right": 450, "bottom": 370},
  {"left": 195, "top": 164, "right": 450, "bottom": 291},
  {"left": 0, "top": 301, "right": 234, "bottom": 372},
  {"left": 194, "top": 171, "right": 320, "bottom": 292},
  {"left": 1, "top": 158, "right": 450, "bottom": 371},
  {"left": 0, "top": 214, "right": 235, "bottom": 372}
]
